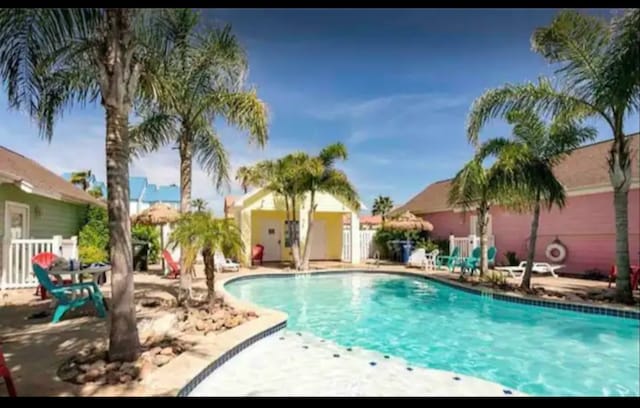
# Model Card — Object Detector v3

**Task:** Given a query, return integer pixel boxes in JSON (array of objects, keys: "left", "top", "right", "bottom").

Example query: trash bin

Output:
[
  {"left": 132, "top": 239, "right": 149, "bottom": 271},
  {"left": 401, "top": 241, "right": 413, "bottom": 264}
]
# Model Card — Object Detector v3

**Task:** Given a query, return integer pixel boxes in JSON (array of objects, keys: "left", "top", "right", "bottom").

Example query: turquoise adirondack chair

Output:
[
  {"left": 457, "top": 246, "right": 482, "bottom": 275},
  {"left": 32, "top": 264, "right": 107, "bottom": 323},
  {"left": 435, "top": 246, "right": 461, "bottom": 272},
  {"left": 487, "top": 246, "right": 497, "bottom": 267}
]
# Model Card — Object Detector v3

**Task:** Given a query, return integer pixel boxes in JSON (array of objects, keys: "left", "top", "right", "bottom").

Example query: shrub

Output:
[
  {"left": 132, "top": 224, "right": 161, "bottom": 264},
  {"left": 504, "top": 251, "right": 520, "bottom": 266},
  {"left": 79, "top": 245, "right": 108, "bottom": 264},
  {"left": 78, "top": 206, "right": 109, "bottom": 264},
  {"left": 373, "top": 227, "right": 430, "bottom": 259},
  {"left": 482, "top": 270, "right": 507, "bottom": 286}
]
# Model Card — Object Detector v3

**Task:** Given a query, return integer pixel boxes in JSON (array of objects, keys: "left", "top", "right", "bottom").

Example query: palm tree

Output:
[
  {"left": 235, "top": 165, "right": 257, "bottom": 194},
  {"left": 88, "top": 185, "right": 104, "bottom": 199},
  {"left": 241, "top": 154, "right": 308, "bottom": 268},
  {"left": 466, "top": 9, "right": 640, "bottom": 302},
  {"left": 70, "top": 170, "right": 93, "bottom": 191},
  {"left": 0, "top": 9, "right": 169, "bottom": 361},
  {"left": 299, "top": 143, "right": 360, "bottom": 270},
  {"left": 130, "top": 9, "right": 269, "bottom": 304},
  {"left": 478, "top": 109, "right": 596, "bottom": 288},
  {"left": 372, "top": 196, "right": 394, "bottom": 223},
  {"left": 169, "top": 211, "right": 242, "bottom": 304},
  {"left": 191, "top": 198, "right": 208, "bottom": 212}
]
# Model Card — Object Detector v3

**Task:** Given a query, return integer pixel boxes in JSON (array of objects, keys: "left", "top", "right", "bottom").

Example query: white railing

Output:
[
  {"left": 342, "top": 229, "right": 376, "bottom": 262},
  {"left": 448, "top": 234, "right": 495, "bottom": 258},
  {"left": 1, "top": 235, "right": 78, "bottom": 290}
]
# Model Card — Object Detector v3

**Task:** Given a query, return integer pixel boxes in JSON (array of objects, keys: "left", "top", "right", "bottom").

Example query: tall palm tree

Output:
[
  {"left": 478, "top": 109, "right": 596, "bottom": 288},
  {"left": 130, "top": 9, "right": 269, "bottom": 304},
  {"left": 235, "top": 165, "right": 257, "bottom": 194},
  {"left": 0, "top": 9, "right": 169, "bottom": 361},
  {"left": 169, "top": 211, "right": 242, "bottom": 305},
  {"left": 372, "top": 196, "right": 394, "bottom": 223},
  {"left": 466, "top": 9, "right": 640, "bottom": 302},
  {"left": 241, "top": 154, "right": 308, "bottom": 268},
  {"left": 299, "top": 143, "right": 360, "bottom": 270},
  {"left": 88, "top": 185, "right": 105, "bottom": 199},
  {"left": 191, "top": 198, "right": 208, "bottom": 212},
  {"left": 70, "top": 170, "right": 93, "bottom": 191}
]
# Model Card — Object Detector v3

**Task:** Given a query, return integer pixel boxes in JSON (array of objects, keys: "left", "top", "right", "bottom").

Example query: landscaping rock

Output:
[
  {"left": 105, "top": 361, "right": 121, "bottom": 372},
  {"left": 211, "top": 310, "right": 226, "bottom": 321},
  {"left": 79, "top": 363, "right": 91, "bottom": 372},
  {"left": 138, "top": 361, "right": 155, "bottom": 381},
  {"left": 85, "top": 368, "right": 101, "bottom": 381},
  {"left": 119, "top": 374, "right": 133, "bottom": 384},
  {"left": 153, "top": 354, "right": 172, "bottom": 367},
  {"left": 149, "top": 346, "right": 162, "bottom": 356},
  {"left": 138, "top": 313, "right": 178, "bottom": 342},
  {"left": 195, "top": 321, "right": 206, "bottom": 331},
  {"left": 58, "top": 366, "right": 81, "bottom": 382},
  {"left": 160, "top": 347, "right": 174, "bottom": 356},
  {"left": 76, "top": 373, "right": 88, "bottom": 384},
  {"left": 106, "top": 371, "right": 120, "bottom": 385}
]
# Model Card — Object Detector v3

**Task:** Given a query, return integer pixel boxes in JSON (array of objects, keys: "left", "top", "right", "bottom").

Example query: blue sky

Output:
[{"left": 0, "top": 8, "right": 637, "bottom": 214}]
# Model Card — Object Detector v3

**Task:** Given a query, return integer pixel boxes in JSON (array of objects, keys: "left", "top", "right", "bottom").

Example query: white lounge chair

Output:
[
  {"left": 406, "top": 248, "right": 426, "bottom": 268},
  {"left": 214, "top": 250, "right": 240, "bottom": 272},
  {"left": 496, "top": 261, "right": 564, "bottom": 279},
  {"left": 423, "top": 249, "right": 440, "bottom": 270}
]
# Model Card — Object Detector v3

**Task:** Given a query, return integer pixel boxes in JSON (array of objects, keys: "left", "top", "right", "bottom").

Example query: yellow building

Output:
[{"left": 226, "top": 188, "right": 362, "bottom": 265}]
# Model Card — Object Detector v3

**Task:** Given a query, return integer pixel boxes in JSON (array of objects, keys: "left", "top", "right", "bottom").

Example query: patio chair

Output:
[
  {"left": 32, "top": 264, "right": 107, "bottom": 324},
  {"left": 0, "top": 344, "right": 16, "bottom": 397},
  {"left": 496, "top": 261, "right": 564, "bottom": 280},
  {"left": 406, "top": 248, "right": 426, "bottom": 268},
  {"left": 423, "top": 249, "right": 440, "bottom": 270},
  {"left": 214, "top": 250, "right": 240, "bottom": 272},
  {"left": 456, "top": 247, "right": 482, "bottom": 276},
  {"left": 608, "top": 264, "right": 640, "bottom": 290},
  {"left": 161, "top": 250, "right": 181, "bottom": 279},
  {"left": 32, "top": 252, "right": 72, "bottom": 301},
  {"left": 252, "top": 244, "right": 264, "bottom": 266},
  {"left": 435, "top": 246, "right": 461, "bottom": 272}
]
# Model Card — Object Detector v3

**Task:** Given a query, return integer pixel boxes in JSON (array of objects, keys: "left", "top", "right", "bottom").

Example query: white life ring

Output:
[{"left": 545, "top": 242, "right": 567, "bottom": 263}]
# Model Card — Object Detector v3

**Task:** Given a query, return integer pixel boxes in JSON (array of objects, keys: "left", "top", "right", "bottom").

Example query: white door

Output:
[
  {"left": 3, "top": 202, "right": 30, "bottom": 286},
  {"left": 261, "top": 220, "right": 281, "bottom": 262},
  {"left": 310, "top": 220, "right": 327, "bottom": 260}
]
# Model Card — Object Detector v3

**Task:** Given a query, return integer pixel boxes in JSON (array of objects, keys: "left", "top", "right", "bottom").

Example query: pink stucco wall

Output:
[{"left": 425, "top": 188, "right": 640, "bottom": 275}]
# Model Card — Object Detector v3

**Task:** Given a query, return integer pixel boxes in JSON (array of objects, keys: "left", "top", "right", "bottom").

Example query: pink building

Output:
[{"left": 394, "top": 134, "right": 640, "bottom": 276}]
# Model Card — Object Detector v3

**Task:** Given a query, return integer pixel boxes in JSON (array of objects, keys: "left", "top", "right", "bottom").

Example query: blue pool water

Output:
[{"left": 225, "top": 272, "right": 640, "bottom": 396}]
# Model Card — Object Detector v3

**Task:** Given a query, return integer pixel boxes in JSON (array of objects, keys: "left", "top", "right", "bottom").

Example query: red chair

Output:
[
  {"left": 0, "top": 345, "right": 17, "bottom": 397},
  {"left": 608, "top": 264, "right": 640, "bottom": 290},
  {"left": 252, "top": 244, "right": 264, "bottom": 265},
  {"left": 32, "top": 252, "right": 72, "bottom": 300},
  {"left": 162, "top": 250, "right": 180, "bottom": 279}
]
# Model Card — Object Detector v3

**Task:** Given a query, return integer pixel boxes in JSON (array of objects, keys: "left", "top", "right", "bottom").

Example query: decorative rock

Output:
[
  {"left": 79, "top": 363, "right": 91, "bottom": 372},
  {"left": 59, "top": 366, "right": 81, "bottom": 382},
  {"left": 119, "top": 374, "right": 133, "bottom": 383},
  {"left": 138, "top": 313, "right": 178, "bottom": 342},
  {"left": 90, "top": 359, "right": 106, "bottom": 371},
  {"left": 138, "top": 361, "right": 154, "bottom": 381},
  {"left": 195, "top": 321, "right": 207, "bottom": 331},
  {"left": 211, "top": 310, "right": 226, "bottom": 321},
  {"left": 95, "top": 376, "right": 107, "bottom": 386},
  {"left": 85, "top": 368, "right": 101, "bottom": 381},
  {"left": 153, "top": 354, "right": 172, "bottom": 367},
  {"left": 105, "top": 361, "right": 121, "bottom": 372},
  {"left": 76, "top": 373, "right": 88, "bottom": 384},
  {"left": 106, "top": 371, "right": 120, "bottom": 385},
  {"left": 150, "top": 347, "right": 162, "bottom": 356},
  {"left": 160, "top": 347, "right": 174, "bottom": 356}
]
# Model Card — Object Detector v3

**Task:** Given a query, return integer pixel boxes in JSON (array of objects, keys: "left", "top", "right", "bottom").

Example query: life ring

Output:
[{"left": 545, "top": 241, "right": 567, "bottom": 263}]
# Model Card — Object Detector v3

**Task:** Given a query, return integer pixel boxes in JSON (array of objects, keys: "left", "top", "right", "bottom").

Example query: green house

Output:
[{"left": 0, "top": 145, "right": 104, "bottom": 289}]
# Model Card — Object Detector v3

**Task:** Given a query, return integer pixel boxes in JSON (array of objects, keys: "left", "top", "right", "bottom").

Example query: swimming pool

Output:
[{"left": 225, "top": 272, "right": 640, "bottom": 396}]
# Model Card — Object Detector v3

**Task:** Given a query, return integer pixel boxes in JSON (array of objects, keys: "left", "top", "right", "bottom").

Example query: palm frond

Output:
[
  {"left": 129, "top": 110, "right": 180, "bottom": 158},
  {"left": 194, "top": 126, "right": 231, "bottom": 192},
  {"left": 204, "top": 90, "right": 269, "bottom": 147}
]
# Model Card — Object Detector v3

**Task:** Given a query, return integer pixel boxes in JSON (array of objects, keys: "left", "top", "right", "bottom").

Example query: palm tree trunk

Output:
[
  {"left": 202, "top": 246, "right": 215, "bottom": 306},
  {"left": 105, "top": 105, "right": 140, "bottom": 362},
  {"left": 290, "top": 196, "right": 301, "bottom": 269},
  {"left": 609, "top": 132, "right": 633, "bottom": 303},
  {"left": 178, "top": 131, "right": 193, "bottom": 305},
  {"left": 521, "top": 195, "right": 541, "bottom": 290},
  {"left": 477, "top": 207, "right": 489, "bottom": 276},
  {"left": 301, "top": 190, "right": 316, "bottom": 270}
]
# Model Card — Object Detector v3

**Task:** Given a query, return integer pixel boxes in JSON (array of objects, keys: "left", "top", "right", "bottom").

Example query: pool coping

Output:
[{"left": 167, "top": 267, "right": 638, "bottom": 397}]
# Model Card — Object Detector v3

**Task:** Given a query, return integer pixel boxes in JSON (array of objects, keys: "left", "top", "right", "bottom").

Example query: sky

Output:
[{"left": 0, "top": 8, "right": 637, "bottom": 215}]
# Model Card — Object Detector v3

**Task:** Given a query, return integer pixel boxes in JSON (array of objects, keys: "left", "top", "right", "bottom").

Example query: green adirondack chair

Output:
[
  {"left": 32, "top": 264, "right": 107, "bottom": 323},
  {"left": 487, "top": 246, "right": 497, "bottom": 267},
  {"left": 435, "top": 246, "right": 461, "bottom": 272},
  {"left": 457, "top": 246, "right": 482, "bottom": 275}
]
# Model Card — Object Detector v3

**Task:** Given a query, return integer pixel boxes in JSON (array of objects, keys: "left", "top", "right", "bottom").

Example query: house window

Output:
[{"left": 284, "top": 220, "right": 299, "bottom": 248}]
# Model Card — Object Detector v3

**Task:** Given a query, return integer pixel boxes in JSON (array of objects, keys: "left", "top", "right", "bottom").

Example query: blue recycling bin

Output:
[{"left": 401, "top": 241, "right": 413, "bottom": 263}]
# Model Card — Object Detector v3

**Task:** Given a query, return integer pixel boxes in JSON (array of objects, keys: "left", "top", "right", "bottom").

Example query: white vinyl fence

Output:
[
  {"left": 342, "top": 229, "right": 376, "bottom": 262},
  {"left": 449, "top": 234, "right": 495, "bottom": 258},
  {"left": 1, "top": 235, "right": 78, "bottom": 289}
]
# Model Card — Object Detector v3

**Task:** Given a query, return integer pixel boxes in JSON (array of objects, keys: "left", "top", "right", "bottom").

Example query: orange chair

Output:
[
  {"left": 162, "top": 250, "right": 181, "bottom": 279},
  {"left": 32, "top": 252, "right": 72, "bottom": 300},
  {"left": 0, "top": 345, "right": 17, "bottom": 397},
  {"left": 252, "top": 244, "right": 264, "bottom": 266}
]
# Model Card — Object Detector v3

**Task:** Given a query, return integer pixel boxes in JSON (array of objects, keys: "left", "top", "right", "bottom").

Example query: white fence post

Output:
[{"left": 449, "top": 234, "right": 455, "bottom": 256}]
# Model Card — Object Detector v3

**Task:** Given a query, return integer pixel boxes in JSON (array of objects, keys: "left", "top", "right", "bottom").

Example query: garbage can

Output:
[
  {"left": 132, "top": 239, "right": 149, "bottom": 271},
  {"left": 401, "top": 241, "right": 413, "bottom": 264}
]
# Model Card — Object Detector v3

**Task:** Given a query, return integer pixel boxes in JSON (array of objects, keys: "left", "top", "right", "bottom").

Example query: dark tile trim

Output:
[
  {"left": 225, "top": 270, "right": 640, "bottom": 321},
  {"left": 177, "top": 320, "right": 287, "bottom": 397}
]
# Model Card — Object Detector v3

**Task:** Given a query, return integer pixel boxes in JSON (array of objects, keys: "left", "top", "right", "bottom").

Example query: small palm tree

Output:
[
  {"left": 299, "top": 143, "right": 360, "bottom": 270},
  {"left": 0, "top": 8, "right": 170, "bottom": 361},
  {"left": 478, "top": 109, "right": 596, "bottom": 288},
  {"left": 372, "top": 196, "right": 394, "bottom": 223},
  {"left": 70, "top": 170, "right": 93, "bottom": 191},
  {"left": 467, "top": 9, "right": 640, "bottom": 302},
  {"left": 88, "top": 185, "right": 104, "bottom": 199},
  {"left": 235, "top": 165, "right": 257, "bottom": 194},
  {"left": 191, "top": 198, "right": 208, "bottom": 212}
]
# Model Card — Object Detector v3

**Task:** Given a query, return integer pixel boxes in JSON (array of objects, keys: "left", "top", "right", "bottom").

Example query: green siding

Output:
[{"left": 0, "top": 184, "right": 87, "bottom": 240}]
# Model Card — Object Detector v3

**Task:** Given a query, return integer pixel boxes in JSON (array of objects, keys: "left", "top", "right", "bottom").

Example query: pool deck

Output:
[{"left": 0, "top": 262, "right": 637, "bottom": 396}]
